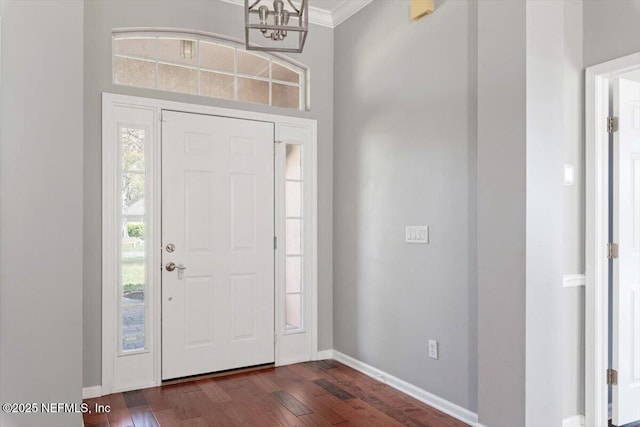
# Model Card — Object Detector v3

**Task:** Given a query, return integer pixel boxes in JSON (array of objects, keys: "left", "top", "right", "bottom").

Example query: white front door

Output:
[
  {"left": 161, "top": 111, "right": 275, "bottom": 380},
  {"left": 612, "top": 77, "right": 640, "bottom": 426}
]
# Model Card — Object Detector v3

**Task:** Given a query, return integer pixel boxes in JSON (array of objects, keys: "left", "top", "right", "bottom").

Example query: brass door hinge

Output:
[
  {"left": 607, "top": 368, "right": 618, "bottom": 385},
  {"left": 607, "top": 242, "right": 619, "bottom": 259},
  {"left": 607, "top": 116, "right": 619, "bottom": 133}
]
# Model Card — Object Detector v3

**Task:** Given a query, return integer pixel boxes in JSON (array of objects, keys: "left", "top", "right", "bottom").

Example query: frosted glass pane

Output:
[
  {"left": 200, "top": 71, "right": 235, "bottom": 100},
  {"left": 286, "top": 144, "right": 302, "bottom": 180},
  {"left": 286, "top": 181, "right": 302, "bottom": 217},
  {"left": 286, "top": 219, "right": 302, "bottom": 255},
  {"left": 114, "top": 38, "right": 156, "bottom": 60},
  {"left": 157, "top": 38, "right": 198, "bottom": 66},
  {"left": 237, "top": 50, "right": 269, "bottom": 77},
  {"left": 200, "top": 42, "right": 235, "bottom": 73},
  {"left": 114, "top": 56, "right": 156, "bottom": 89},
  {"left": 122, "top": 174, "right": 145, "bottom": 216},
  {"left": 158, "top": 63, "right": 198, "bottom": 95},
  {"left": 285, "top": 294, "right": 302, "bottom": 331},
  {"left": 272, "top": 62, "right": 299, "bottom": 84},
  {"left": 286, "top": 257, "right": 302, "bottom": 293},
  {"left": 272, "top": 83, "right": 300, "bottom": 109},
  {"left": 238, "top": 77, "right": 269, "bottom": 105},
  {"left": 121, "top": 128, "right": 145, "bottom": 171}
]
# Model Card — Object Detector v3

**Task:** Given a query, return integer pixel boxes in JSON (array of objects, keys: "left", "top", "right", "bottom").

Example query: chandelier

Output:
[{"left": 244, "top": 0, "right": 308, "bottom": 53}]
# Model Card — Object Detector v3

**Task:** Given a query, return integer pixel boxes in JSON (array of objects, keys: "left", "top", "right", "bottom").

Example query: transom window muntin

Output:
[{"left": 113, "top": 32, "right": 307, "bottom": 110}]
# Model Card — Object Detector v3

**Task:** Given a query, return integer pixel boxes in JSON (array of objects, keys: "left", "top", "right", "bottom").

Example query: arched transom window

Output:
[{"left": 113, "top": 31, "right": 308, "bottom": 110}]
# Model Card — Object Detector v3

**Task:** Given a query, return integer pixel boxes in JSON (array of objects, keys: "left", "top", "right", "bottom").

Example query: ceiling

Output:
[{"left": 220, "top": 0, "right": 374, "bottom": 28}]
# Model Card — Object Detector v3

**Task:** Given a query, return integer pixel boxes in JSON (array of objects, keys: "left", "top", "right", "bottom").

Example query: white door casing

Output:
[
  {"left": 161, "top": 111, "right": 275, "bottom": 380},
  {"left": 102, "top": 94, "right": 317, "bottom": 395},
  {"left": 612, "top": 78, "right": 640, "bottom": 426}
]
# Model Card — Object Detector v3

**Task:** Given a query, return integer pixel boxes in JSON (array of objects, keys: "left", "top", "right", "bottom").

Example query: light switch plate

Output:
[
  {"left": 406, "top": 226, "right": 429, "bottom": 244},
  {"left": 563, "top": 164, "right": 575, "bottom": 186}
]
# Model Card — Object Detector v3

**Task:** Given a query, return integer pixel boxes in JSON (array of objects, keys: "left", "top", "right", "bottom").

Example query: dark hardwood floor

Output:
[{"left": 83, "top": 360, "right": 468, "bottom": 427}]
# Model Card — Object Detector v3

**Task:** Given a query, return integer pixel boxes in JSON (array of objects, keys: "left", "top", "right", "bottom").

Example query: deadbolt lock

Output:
[{"left": 166, "top": 243, "right": 175, "bottom": 253}]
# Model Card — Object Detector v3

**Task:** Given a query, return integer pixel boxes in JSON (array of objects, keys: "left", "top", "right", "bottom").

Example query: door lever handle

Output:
[{"left": 165, "top": 262, "right": 187, "bottom": 272}]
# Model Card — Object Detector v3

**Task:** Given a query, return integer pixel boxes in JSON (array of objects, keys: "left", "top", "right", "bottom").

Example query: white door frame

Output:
[
  {"left": 101, "top": 92, "right": 318, "bottom": 395},
  {"left": 585, "top": 52, "right": 640, "bottom": 427}
]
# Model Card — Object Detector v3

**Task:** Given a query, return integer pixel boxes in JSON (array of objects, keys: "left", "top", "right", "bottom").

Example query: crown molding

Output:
[
  {"left": 331, "top": 0, "right": 374, "bottom": 27},
  {"left": 219, "top": 0, "right": 373, "bottom": 29}
]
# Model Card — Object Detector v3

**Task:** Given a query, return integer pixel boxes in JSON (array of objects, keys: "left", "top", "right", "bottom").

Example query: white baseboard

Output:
[
  {"left": 331, "top": 350, "right": 478, "bottom": 426},
  {"left": 562, "top": 414, "right": 585, "bottom": 427},
  {"left": 314, "top": 349, "right": 334, "bottom": 360},
  {"left": 82, "top": 385, "right": 103, "bottom": 399},
  {"left": 563, "top": 274, "right": 586, "bottom": 288}
]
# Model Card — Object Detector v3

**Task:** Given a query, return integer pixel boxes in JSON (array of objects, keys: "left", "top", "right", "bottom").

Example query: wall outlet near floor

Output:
[{"left": 428, "top": 339, "right": 439, "bottom": 359}]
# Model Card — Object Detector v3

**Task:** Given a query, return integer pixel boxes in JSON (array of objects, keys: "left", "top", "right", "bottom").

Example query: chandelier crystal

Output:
[{"left": 245, "top": 0, "right": 308, "bottom": 53}]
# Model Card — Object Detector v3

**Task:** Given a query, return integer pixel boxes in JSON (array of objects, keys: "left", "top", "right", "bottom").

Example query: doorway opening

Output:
[
  {"left": 585, "top": 52, "right": 640, "bottom": 427},
  {"left": 101, "top": 94, "right": 318, "bottom": 396}
]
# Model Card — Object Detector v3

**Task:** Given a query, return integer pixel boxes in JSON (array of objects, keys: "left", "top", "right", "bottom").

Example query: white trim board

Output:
[
  {"left": 585, "top": 51, "right": 640, "bottom": 427},
  {"left": 331, "top": 350, "right": 478, "bottom": 426},
  {"left": 82, "top": 386, "right": 103, "bottom": 399},
  {"left": 563, "top": 414, "right": 585, "bottom": 427},
  {"left": 102, "top": 93, "right": 318, "bottom": 395},
  {"left": 563, "top": 274, "right": 586, "bottom": 288},
  {"left": 219, "top": 0, "right": 374, "bottom": 28}
]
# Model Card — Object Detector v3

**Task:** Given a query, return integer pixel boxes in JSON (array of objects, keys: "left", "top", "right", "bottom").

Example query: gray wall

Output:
[
  {"left": 0, "top": 1, "right": 84, "bottom": 426},
  {"left": 525, "top": 1, "right": 565, "bottom": 424},
  {"left": 564, "top": 286, "right": 585, "bottom": 417},
  {"left": 83, "top": 0, "right": 334, "bottom": 388},
  {"left": 563, "top": 0, "right": 586, "bottom": 419},
  {"left": 583, "top": 0, "right": 640, "bottom": 68},
  {"left": 333, "top": 0, "right": 478, "bottom": 412},
  {"left": 477, "top": 1, "right": 527, "bottom": 425}
]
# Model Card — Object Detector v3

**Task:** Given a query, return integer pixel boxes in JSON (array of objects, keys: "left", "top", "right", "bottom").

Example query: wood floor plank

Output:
[
  {"left": 152, "top": 408, "right": 182, "bottom": 427},
  {"left": 271, "top": 391, "right": 313, "bottom": 416},
  {"left": 297, "top": 412, "right": 335, "bottom": 427},
  {"left": 129, "top": 406, "right": 160, "bottom": 427},
  {"left": 312, "top": 379, "right": 355, "bottom": 400},
  {"left": 83, "top": 360, "right": 468, "bottom": 427},
  {"left": 106, "top": 407, "right": 135, "bottom": 427},
  {"left": 197, "top": 379, "right": 232, "bottom": 404},
  {"left": 124, "top": 389, "right": 149, "bottom": 409}
]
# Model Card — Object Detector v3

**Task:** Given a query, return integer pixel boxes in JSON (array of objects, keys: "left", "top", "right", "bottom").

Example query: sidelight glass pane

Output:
[
  {"left": 286, "top": 219, "right": 302, "bottom": 256},
  {"left": 121, "top": 221, "right": 146, "bottom": 352},
  {"left": 120, "top": 127, "right": 147, "bottom": 353},
  {"left": 121, "top": 128, "right": 145, "bottom": 171},
  {"left": 286, "top": 257, "right": 302, "bottom": 293},
  {"left": 285, "top": 294, "right": 302, "bottom": 331},
  {"left": 286, "top": 181, "right": 302, "bottom": 217},
  {"left": 122, "top": 174, "right": 145, "bottom": 216},
  {"left": 285, "top": 144, "right": 302, "bottom": 180},
  {"left": 272, "top": 83, "right": 300, "bottom": 109}
]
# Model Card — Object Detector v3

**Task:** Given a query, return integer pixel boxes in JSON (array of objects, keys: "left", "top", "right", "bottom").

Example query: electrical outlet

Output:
[{"left": 428, "top": 339, "right": 438, "bottom": 359}]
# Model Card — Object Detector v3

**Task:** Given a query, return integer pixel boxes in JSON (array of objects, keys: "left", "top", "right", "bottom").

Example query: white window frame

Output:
[
  {"left": 112, "top": 29, "right": 309, "bottom": 111},
  {"left": 102, "top": 93, "right": 318, "bottom": 395},
  {"left": 585, "top": 51, "right": 640, "bottom": 427}
]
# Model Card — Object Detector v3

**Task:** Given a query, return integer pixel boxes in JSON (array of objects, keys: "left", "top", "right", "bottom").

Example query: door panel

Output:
[
  {"left": 161, "top": 111, "right": 274, "bottom": 380},
  {"left": 612, "top": 78, "right": 640, "bottom": 426}
]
